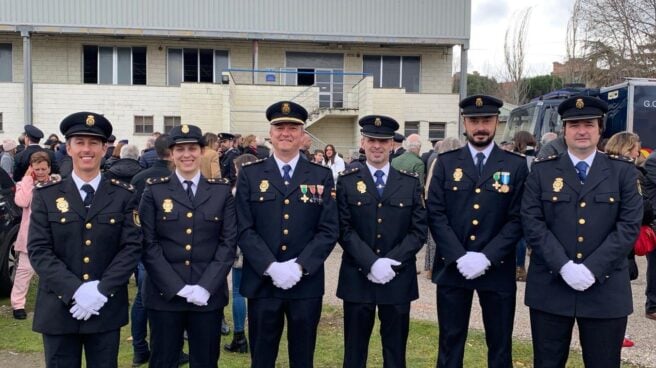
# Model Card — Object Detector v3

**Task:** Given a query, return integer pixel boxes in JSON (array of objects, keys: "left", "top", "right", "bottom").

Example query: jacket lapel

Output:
[
  {"left": 456, "top": 147, "right": 479, "bottom": 183},
  {"left": 556, "top": 154, "right": 582, "bottom": 194},
  {"left": 579, "top": 153, "right": 610, "bottom": 198},
  {"left": 60, "top": 179, "right": 86, "bottom": 219},
  {"left": 193, "top": 177, "right": 212, "bottom": 207},
  {"left": 167, "top": 175, "right": 193, "bottom": 209},
  {"left": 287, "top": 159, "right": 310, "bottom": 198},
  {"left": 478, "top": 145, "right": 503, "bottom": 186},
  {"left": 262, "top": 158, "right": 287, "bottom": 196},
  {"left": 355, "top": 165, "right": 383, "bottom": 200},
  {"left": 85, "top": 178, "right": 114, "bottom": 220},
  {"left": 380, "top": 168, "right": 402, "bottom": 201}
]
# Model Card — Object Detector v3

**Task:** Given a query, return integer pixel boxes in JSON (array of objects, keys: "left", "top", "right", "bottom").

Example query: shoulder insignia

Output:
[
  {"left": 438, "top": 147, "right": 461, "bottom": 156},
  {"left": 145, "top": 176, "right": 171, "bottom": 185},
  {"left": 398, "top": 169, "right": 419, "bottom": 178},
  {"left": 309, "top": 160, "right": 331, "bottom": 171},
  {"left": 506, "top": 150, "right": 526, "bottom": 158},
  {"left": 206, "top": 177, "right": 230, "bottom": 185},
  {"left": 35, "top": 177, "right": 62, "bottom": 189},
  {"left": 109, "top": 178, "right": 135, "bottom": 192},
  {"left": 607, "top": 153, "right": 634, "bottom": 163},
  {"left": 533, "top": 155, "right": 558, "bottom": 164},
  {"left": 242, "top": 158, "right": 267, "bottom": 167},
  {"left": 339, "top": 167, "right": 360, "bottom": 176}
]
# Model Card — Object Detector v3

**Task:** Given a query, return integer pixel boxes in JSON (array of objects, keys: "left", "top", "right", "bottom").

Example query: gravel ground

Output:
[{"left": 322, "top": 246, "right": 656, "bottom": 368}]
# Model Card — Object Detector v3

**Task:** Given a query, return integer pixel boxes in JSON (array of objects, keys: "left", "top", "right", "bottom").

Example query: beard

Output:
[{"left": 466, "top": 130, "right": 495, "bottom": 148}]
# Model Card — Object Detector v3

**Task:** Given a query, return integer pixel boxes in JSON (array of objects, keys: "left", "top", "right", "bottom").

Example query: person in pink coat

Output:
[{"left": 10, "top": 151, "right": 58, "bottom": 319}]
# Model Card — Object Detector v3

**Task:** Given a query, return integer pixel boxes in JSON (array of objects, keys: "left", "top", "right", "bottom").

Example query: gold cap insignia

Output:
[
  {"left": 181, "top": 124, "right": 190, "bottom": 134},
  {"left": 133, "top": 209, "right": 141, "bottom": 227},
  {"left": 374, "top": 118, "right": 382, "bottom": 127},
  {"left": 475, "top": 97, "right": 484, "bottom": 108},
  {"left": 56, "top": 197, "right": 69, "bottom": 213},
  {"left": 85, "top": 115, "right": 95, "bottom": 127},
  {"left": 162, "top": 198, "right": 174, "bottom": 213},
  {"left": 575, "top": 98, "right": 585, "bottom": 109},
  {"left": 259, "top": 180, "right": 269, "bottom": 192},
  {"left": 453, "top": 168, "right": 463, "bottom": 182},
  {"left": 282, "top": 103, "right": 291, "bottom": 115},
  {"left": 553, "top": 177, "right": 564, "bottom": 192},
  {"left": 356, "top": 181, "right": 366, "bottom": 194}
]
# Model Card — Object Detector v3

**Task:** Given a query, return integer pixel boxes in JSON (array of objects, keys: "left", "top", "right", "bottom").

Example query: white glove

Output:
[
  {"left": 177, "top": 285, "right": 194, "bottom": 298},
  {"left": 370, "top": 258, "right": 401, "bottom": 284},
  {"left": 456, "top": 252, "right": 491, "bottom": 280},
  {"left": 69, "top": 303, "right": 98, "bottom": 321},
  {"left": 186, "top": 285, "right": 210, "bottom": 306},
  {"left": 560, "top": 261, "right": 596, "bottom": 291},
  {"left": 73, "top": 280, "right": 108, "bottom": 312},
  {"left": 266, "top": 260, "right": 302, "bottom": 290}
]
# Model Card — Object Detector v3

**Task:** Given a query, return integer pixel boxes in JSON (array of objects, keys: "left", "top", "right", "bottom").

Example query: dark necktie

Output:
[
  {"left": 374, "top": 170, "right": 385, "bottom": 197},
  {"left": 81, "top": 184, "right": 94, "bottom": 208},
  {"left": 475, "top": 152, "right": 486, "bottom": 177},
  {"left": 184, "top": 180, "right": 194, "bottom": 201},
  {"left": 282, "top": 165, "right": 292, "bottom": 186},
  {"left": 575, "top": 161, "right": 589, "bottom": 183}
]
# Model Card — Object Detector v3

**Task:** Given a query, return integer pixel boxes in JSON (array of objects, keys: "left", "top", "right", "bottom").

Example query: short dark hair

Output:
[{"left": 155, "top": 134, "right": 171, "bottom": 159}]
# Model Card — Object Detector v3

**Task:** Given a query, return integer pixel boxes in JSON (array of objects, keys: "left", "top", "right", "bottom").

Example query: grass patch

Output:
[{"left": 0, "top": 278, "right": 638, "bottom": 367}]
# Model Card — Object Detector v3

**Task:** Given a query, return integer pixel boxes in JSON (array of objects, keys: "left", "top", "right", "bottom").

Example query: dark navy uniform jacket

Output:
[
  {"left": 427, "top": 144, "right": 529, "bottom": 291},
  {"left": 236, "top": 157, "right": 339, "bottom": 299},
  {"left": 139, "top": 174, "right": 236, "bottom": 312},
  {"left": 28, "top": 176, "right": 142, "bottom": 334},
  {"left": 336, "top": 166, "right": 427, "bottom": 304},
  {"left": 522, "top": 152, "right": 642, "bottom": 318}
]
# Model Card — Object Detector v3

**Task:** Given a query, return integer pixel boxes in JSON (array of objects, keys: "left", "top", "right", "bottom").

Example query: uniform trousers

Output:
[
  {"left": 343, "top": 301, "right": 410, "bottom": 368},
  {"left": 248, "top": 296, "right": 322, "bottom": 368},
  {"left": 530, "top": 308, "right": 626, "bottom": 368},
  {"left": 148, "top": 309, "right": 222, "bottom": 368},
  {"left": 43, "top": 329, "right": 120, "bottom": 368},
  {"left": 436, "top": 285, "right": 515, "bottom": 368}
]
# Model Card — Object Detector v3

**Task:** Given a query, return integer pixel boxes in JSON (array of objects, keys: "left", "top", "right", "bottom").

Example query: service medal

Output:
[
  {"left": 259, "top": 180, "right": 269, "bottom": 192},
  {"left": 500, "top": 172, "right": 510, "bottom": 193},
  {"left": 56, "top": 197, "right": 69, "bottom": 213},
  {"left": 356, "top": 181, "right": 366, "bottom": 194},
  {"left": 453, "top": 168, "right": 463, "bottom": 182},
  {"left": 300, "top": 184, "right": 310, "bottom": 203},
  {"left": 492, "top": 172, "right": 501, "bottom": 190},
  {"left": 553, "top": 177, "right": 564, "bottom": 193},
  {"left": 163, "top": 198, "right": 174, "bottom": 213}
]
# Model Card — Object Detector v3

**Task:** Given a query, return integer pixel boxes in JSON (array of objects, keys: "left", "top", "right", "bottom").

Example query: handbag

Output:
[{"left": 634, "top": 225, "right": 656, "bottom": 256}]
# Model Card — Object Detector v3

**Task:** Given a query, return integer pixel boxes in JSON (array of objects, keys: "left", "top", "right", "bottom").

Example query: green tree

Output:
[
  {"left": 525, "top": 75, "right": 563, "bottom": 100},
  {"left": 453, "top": 71, "right": 499, "bottom": 96}
]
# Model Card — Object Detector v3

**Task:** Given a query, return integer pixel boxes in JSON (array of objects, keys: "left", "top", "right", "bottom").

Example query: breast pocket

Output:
[
  {"left": 444, "top": 181, "right": 472, "bottom": 192},
  {"left": 250, "top": 192, "right": 276, "bottom": 203},
  {"left": 389, "top": 197, "right": 413, "bottom": 208},
  {"left": 595, "top": 192, "right": 620, "bottom": 204},
  {"left": 347, "top": 195, "right": 372, "bottom": 208},
  {"left": 97, "top": 213, "right": 125, "bottom": 225},
  {"left": 157, "top": 211, "right": 179, "bottom": 221},
  {"left": 541, "top": 193, "right": 572, "bottom": 203},
  {"left": 48, "top": 212, "right": 80, "bottom": 225}
]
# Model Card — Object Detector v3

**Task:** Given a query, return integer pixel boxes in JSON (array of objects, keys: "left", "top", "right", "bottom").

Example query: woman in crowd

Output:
[
  {"left": 0, "top": 139, "right": 17, "bottom": 177},
  {"left": 513, "top": 130, "right": 538, "bottom": 281},
  {"left": 323, "top": 144, "right": 345, "bottom": 182},
  {"left": 201, "top": 132, "right": 221, "bottom": 179},
  {"left": 241, "top": 135, "right": 259, "bottom": 157}
]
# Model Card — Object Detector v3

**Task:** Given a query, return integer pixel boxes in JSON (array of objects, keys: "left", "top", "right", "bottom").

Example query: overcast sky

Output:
[{"left": 461, "top": 0, "right": 575, "bottom": 80}]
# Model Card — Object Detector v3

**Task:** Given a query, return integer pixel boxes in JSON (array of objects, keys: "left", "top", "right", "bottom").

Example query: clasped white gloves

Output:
[
  {"left": 266, "top": 258, "right": 302, "bottom": 290},
  {"left": 367, "top": 258, "right": 401, "bottom": 284},
  {"left": 177, "top": 285, "right": 211, "bottom": 306},
  {"left": 559, "top": 261, "right": 596, "bottom": 291},
  {"left": 456, "top": 252, "right": 491, "bottom": 280},
  {"left": 70, "top": 280, "right": 107, "bottom": 321}
]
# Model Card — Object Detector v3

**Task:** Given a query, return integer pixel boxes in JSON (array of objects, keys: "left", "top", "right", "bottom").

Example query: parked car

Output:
[{"left": 0, "top": 183, "right": 21, "bottom": 297}]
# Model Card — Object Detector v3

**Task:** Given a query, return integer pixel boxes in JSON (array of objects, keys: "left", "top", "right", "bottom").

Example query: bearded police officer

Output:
[
  {"left": 28, "top": 112, "right": 142, "bottom": 367},
  {"left": 522, "top": 96, "right": 642, "bottom": 368},
  {"left": 427, "top": 95, "right": 529, "bottom": 368},
  {"left": 236, "top": 101, "right": 339, "bottom": 368},
  {"left": 336, "top": 115, "right": 427, "bottom": 367},
  {"left": 139, "top": 124, "right": 236, "bottom": 367}
]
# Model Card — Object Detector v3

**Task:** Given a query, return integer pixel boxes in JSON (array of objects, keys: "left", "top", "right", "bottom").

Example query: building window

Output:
[
  {"left": 134, "top": 115, "right": 154, "bottom": 134},
  {"left": 0, "top": 112, "right": 3, "bottom": 131},
  {"left": 405, "top": 121, "right": 419, "bottom": 137},
  {"left": 167, "top": 48, "right": 229, "bottom": 86},
  {"left": 83, "top": 45, "right": 147, "bottom": 85},
  {"left": 429, "top": 122, "right": 446, "bottom": 140},
  {"left": 363, "top": 55, "right": 420, "bottom": 92},
  {"left": 163, "top": 116, "right": 181, "bottom": 133},
  {"left": 0, "top": 44, "right": 11, "bottom": 82}
]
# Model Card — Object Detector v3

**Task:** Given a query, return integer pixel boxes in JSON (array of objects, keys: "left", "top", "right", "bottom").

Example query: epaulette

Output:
[
  {"left": 607, "top": 153, "right": 635, "bottom": 163},
  {"left": 505, "top": 150, "right": 526, "bottom": 158},
  {"left": 309, "top": 161, "right": 331, "bottom": 171},
  {"left": 339, "top": 167, "right": 360, "bottom": 177},
  {"left": 206, "top": 177, "right": 230, "bottom": 185},
  {"left": 439, "top": 147, "right": 460, "bottom": 155},
  {"left": 109, "top": 178, "right": 135, "bottom": 192},
  {"left": 145, "top": 176, "right": 171, "bottom": 185},
  {"left": 398, "top": 169, "right": 419, "bottom": 178},
  {"left": 532, "top": 155, "right": 558, "bottom": 164},
  {"left": 242, "top": 158, "right": 267, "bottom": 167},
  {"left": 35, "top": 177, "right": 62, "bottom": 189}
]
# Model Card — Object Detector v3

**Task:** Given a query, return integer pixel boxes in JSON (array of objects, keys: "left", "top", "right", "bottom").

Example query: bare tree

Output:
[
  {"left": 503, "top": 7, "right": 532, "bottom": 104},
  {"left": 564, "top": 0, "right": 585, "bottom": 84}
]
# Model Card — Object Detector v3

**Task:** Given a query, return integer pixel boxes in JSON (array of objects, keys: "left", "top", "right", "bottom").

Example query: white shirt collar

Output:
[
  {"left": 467, "top": 142, "right": 495, "bottom": 165},
  {"left": 366, "top": 162, "right": 390, "bottom": 183},
  {"left": 175, "top": 170, "right": 201, "bottom": 194},
  {"left": 273, "top": 153, "right": 301, "bottom": 178},
  {"left": 567, "top": 150, "right": 596, "bottom": 173},
  {"left": 71, "top": 171, "right": 102, "bottom": 192}
]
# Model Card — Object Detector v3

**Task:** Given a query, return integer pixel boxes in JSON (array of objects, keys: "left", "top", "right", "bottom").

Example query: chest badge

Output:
[
  {"left": 56, "top": 197, "right": 69, "bottom": 213},
  {"left": 553, "top": 178, "right": 564, "bottom": 192},
  {"left": 162, "top": 198, "right": 174, "bottom": 213},
  {"left": 453, "top": 168, "right": 463, "bottom": 182},
  {"left": 500, "top": 172, "right": 510, "bottom": 193},
  {"left": 259, "top": 180, "right": 269, "bottom": 192},
  {"left": 300, "top": 184, "right": 310, "bottom": 203},
  {"left": 356, "top": 181, "right": 367, "bottom": 194}
]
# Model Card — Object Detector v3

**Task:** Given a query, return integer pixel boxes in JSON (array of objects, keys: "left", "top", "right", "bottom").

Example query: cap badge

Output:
[
  {"left": 553, "top": 177, "right": 564, "bottom": 192},
  {"left": 575, "top": 98, "right": 585, "bottom": 109},
  {"left": 374, "top": 118, "right": 382, "bottom": 127},
  {"left": 453, "top": 168, "right": 463, "bottom": 182},
  {"left": 181, "top": 124, "right": 190, "bottom": 134},
  {"left": 282, "top": 103, "right": 291, "bottom": 115},
  {"left": 85, "top": 115, "right": 95, "bottom": 127},
  {"left": 475, "top": 97, "right": 484, "bottom": 108},
  {"left": 162, "top": 198, "right": 174, "bottom": 213},
  {"left": 356, "top": 180, "right": 367, "bottom": 194},
  {"left": 56, "top": 197, "right": 69, "bottom": 213}
]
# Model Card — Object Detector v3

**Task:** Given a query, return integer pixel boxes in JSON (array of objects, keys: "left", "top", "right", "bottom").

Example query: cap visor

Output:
[
  {"left": 270, "top": 117, "right": 305, "bottom": 125},
  {"left": 461, "top": 112, "right": 500, "bottom": 117},
  {"left": 562, "top": 115, "right": 603, "bottom": 121},
  {"left": 361, "top": 132, "right": 394, "bottom": 139}
]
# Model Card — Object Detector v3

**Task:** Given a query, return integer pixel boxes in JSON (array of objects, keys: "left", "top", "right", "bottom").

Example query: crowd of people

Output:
[{"left": 0, "top": 93, "right": 654, "bottom": 368}]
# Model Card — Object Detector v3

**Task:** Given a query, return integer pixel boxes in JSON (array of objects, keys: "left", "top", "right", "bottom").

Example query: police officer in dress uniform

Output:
[
  {"left": 13, "top": 124, "right": 59, "bottom": 181},
  {"left": 521, "top": 96, "right": 642, "bottom": 368},
  {"left": 219, "top": 132, "right": 239, "bottom": 185},
  {"left": 389, "top": 133, "right": 406, "bottom": 162},
  {"left": 139, "top": 124, "right": 237, "bottom": 368},
  {"left": 236, "top": 101, "right": 339, "bottom": 368},
  {"left": 427, "top": 95, "right": 529, "bottom": 368},
  {"left": 336, "top": 115, "right": 427, "bottom": 368},
  {"left": 28, "top": 112, "right": 142, "bottom": 368}
]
